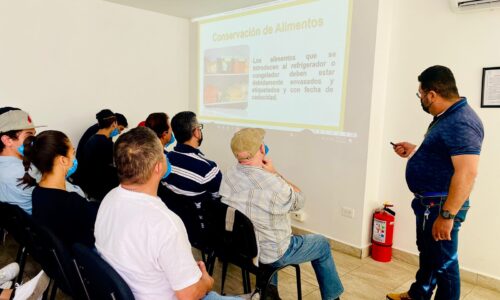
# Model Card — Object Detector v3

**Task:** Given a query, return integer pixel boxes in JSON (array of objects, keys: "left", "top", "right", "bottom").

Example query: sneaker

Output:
[
  {"left": 12, "top": 271, "right": 50, "bottom": 300},
  {"left": 0, "top": 263, "right": 19, "bottom": 285},
  {"left": 0, "top": 280, "right": 13, "bottom": 289},
  {"left": 386, "top": 291, "right": 413, "bottom": 300}
]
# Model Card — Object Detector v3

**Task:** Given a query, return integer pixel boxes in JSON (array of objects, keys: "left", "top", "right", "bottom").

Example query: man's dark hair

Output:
[
  {"left": 418, "top": 65, "right": 459, "bottom": 99},
  {"left": 96, "top": 109, "right": 117, "bottom": 129},
  {"left": 145, "top": 113, "right": 169, "bottom": 138},
  {"left": 0, "top": 107, "right": 22, "bottom": 152},
  {"left": 19, "top": 131, "right": 70, "bottom": 188},
  {"left": 115, "top": 113, "right": 128, "bottom": 128},
  {"left": 114, "top": 127, "right": 164, "bottom": 185},
  {"left": 171, "top": 111, "right": 198, "bottom": 144}
]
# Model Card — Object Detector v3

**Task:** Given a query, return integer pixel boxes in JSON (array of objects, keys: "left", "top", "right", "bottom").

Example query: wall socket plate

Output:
[
  {"left": 341, "top": 207, "right": 355, "bottom": 219},
  {"left": 291, "top": 210, "right": 306, "bottom": 222}
]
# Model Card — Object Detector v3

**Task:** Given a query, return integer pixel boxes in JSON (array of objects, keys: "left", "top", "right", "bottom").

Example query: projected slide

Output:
[{"left": 197, "top": 0, "right": 351, "bottom": 133}]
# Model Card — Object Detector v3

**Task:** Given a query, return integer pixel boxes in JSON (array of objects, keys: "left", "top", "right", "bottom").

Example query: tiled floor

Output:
[{"left": 2, "top": 233, "right": 499, "bottom": 299}]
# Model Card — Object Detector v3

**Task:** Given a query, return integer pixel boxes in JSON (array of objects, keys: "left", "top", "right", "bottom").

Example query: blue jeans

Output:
[
  {"left": 269, "top": 234, "right": 344, "bottom": 300},
  {"left": 409, "top": 197, "right": 469, "bottom": 300},
  {"left": 203, "top": 291, "right": 243, "bottom": 299}
]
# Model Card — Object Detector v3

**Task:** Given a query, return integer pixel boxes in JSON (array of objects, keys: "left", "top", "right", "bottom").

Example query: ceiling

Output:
[{"left": 104, "top": 0, "right": 277, "bottom": 19}]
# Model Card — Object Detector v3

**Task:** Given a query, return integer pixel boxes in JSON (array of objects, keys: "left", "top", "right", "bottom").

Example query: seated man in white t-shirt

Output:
[{"left": 94, "top": 127, "right": 242, "bottom": 300}]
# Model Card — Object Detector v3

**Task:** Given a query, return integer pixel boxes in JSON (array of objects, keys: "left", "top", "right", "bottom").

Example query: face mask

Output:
[
  {"left": 162, "top": 154, "right": 172, "bottom": 180},
  {"left": 18, "top": 145, "right": 25, "bottom": 156},
  {"left": 109, "top": 128, "right": 120, "bottom": 138},
  {"left": 197, "top": 132, "right": 203, "bottom": 147},
  {"left": 264, "top": 144, "right": 269, "bottom": 155},
  {"left": 66, "top": 158, "right": 78, "bottom": 178},
  {"left": 166, "top": 133, "right": 176, "bottom": 148},
  {"left": 420, "top": 99, "right": 431, "bottom": 114}
]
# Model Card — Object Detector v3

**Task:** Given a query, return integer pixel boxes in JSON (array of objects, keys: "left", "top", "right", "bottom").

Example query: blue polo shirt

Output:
[
  {"left": 163, "top": 144, "right": 222, "bottom": 199},
  {"left": 406, "top": 98, "right": 484, "bottom": 194}
]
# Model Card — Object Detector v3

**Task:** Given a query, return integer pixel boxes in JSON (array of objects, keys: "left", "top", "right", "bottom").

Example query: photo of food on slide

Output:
[{"left": 203, "top": 45, "right": 250, "bottom": 109}]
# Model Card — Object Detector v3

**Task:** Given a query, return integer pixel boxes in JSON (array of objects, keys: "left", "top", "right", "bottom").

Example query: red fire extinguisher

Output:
[{"left": 371, "top": 202, "right": 396, "bottom": 262}]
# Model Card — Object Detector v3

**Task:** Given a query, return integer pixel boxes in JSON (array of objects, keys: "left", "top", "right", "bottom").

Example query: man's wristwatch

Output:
[{"left": 440, "top": 210, "right": 456, "bottom": 220}]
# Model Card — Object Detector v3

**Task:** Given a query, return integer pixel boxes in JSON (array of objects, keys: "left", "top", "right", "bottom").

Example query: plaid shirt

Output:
[{"left": 220, "top": 164, "right": 305, "bottom": 264}]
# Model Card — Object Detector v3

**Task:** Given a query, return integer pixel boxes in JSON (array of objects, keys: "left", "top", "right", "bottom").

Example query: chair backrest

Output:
[
  {"left": 0, "top": 202, "right": 31, "bottom": 246},
  {"left": 204, "top": 200, "right": 258, "bottom": 268},
  {"left": 26, "top": 220, "right": 87, "bottom": 299},
  {"left": 72, "top": 243, "right": 135, "bottom": 300},
  {"left": 157, "top": 185, "right": 211, "bottom": 250}
]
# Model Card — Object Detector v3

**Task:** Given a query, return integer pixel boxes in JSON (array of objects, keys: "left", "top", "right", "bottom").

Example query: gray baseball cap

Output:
[{"left": 0, "top": 109, "right": 45, "bottom": 133}]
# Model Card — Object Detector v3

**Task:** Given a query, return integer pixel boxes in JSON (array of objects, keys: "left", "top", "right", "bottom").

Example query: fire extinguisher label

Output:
[{"left": 373, "top": 219, "right": 387, "bottom": 243}]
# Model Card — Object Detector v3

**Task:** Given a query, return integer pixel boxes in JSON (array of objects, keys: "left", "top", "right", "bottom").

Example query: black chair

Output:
[
  {"left": 0, "top": 202, "right": 32, "bottom": 283},
  {"left": 157, "top": 185, "right": 216, "bottom": 272},
  {"left": 72, "top": 243, "right": 135, "bottom": 300},
  {"left": 204, "top": 200, "right": 302, "bottom": 299},
  {"left": 25, "top": 220, "right": 88, "bottom": 300}
]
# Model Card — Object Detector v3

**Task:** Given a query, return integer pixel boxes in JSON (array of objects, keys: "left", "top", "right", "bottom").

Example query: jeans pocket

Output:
[{"left": 455, "top": 201, "right": 470, "bottom": 223}]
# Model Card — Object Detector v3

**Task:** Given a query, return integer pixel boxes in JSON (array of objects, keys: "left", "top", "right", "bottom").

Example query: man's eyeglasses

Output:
[{"left": 195, "top": 124, "right": 204, "bottom": 130}]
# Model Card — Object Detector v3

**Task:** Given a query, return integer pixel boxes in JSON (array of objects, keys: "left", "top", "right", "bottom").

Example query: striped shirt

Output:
[
  {"left": 162, "top": 144, "right": 222, "bottom": 200},
  {"left": 220, "top": 164, "right": 305, "bottom": 264}
]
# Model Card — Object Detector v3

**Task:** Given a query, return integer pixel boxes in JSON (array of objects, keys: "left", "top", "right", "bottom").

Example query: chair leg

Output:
[
  {"left": 49, "top": 281, "right": 58, "bottom": 300},
  {"left": 16, "top": 245, "right": 27, "bottom": 284},
  {"left": 295, "top": 265, "right": 302, "bottom": 300},
  {"left": 206, "top": 252, "right": 216, "bottom": 275},
  {"left": 42, "top": 279, "right": 53, "bottom": 300},
  {"left": 245, "top": 270, "right": 252, "bottom": 293},
  {"left": 241, "top": 268, "right": 251, "bottom": 294},
  {"left": 220, "top": 261, "right": 229, "bottom": 295}
]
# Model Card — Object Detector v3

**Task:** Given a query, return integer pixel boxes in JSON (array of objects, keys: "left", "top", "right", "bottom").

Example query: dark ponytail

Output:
[
  {"left": 18, "top": 130, "right": 70, "bottom": 188},
  {"left": 18, "top": 136, "right": 37, "bottom": 188}
]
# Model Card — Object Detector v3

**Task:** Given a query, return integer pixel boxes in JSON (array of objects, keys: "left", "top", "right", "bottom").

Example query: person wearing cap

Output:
[
  {"left": 78, "top": 109, "right": 120, "bottom": 201},
  {"left": 0, "top": 107, "right": 38, "bottom": 213},
  {"left": 162, "top": 111, "right": 222, "bottom": 201},
  {"left": 220, "top": 128, "right": 344, "bottom": 300}
]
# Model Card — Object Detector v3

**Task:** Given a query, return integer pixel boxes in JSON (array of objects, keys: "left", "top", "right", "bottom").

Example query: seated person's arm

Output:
[{"left": 175, "top": 261, "right": 214, "bottom": 300}]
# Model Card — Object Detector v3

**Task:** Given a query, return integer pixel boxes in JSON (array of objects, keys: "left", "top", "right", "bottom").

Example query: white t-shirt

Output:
[{"left": 94, "top": 186, "right": 202, "bottom": 300}]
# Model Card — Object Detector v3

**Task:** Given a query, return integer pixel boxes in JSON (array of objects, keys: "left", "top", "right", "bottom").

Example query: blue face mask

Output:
[
  {"left": 165, "top": 133, "right": 176, "bottom": 148},
  {"left": 264, "top": 144, "right": 269, "bottom": 155},
  {"left": 162, "top": 154, "right": 172, "bottom": 180},
  {"left": 109, "top": 128, "right": 120, "bottom": 138},
  {"left": 18, "top": 145, "right": 25, "bottom": 156},
  {"left": 66, "top": 158, "right": 78, "bottom": 178}
]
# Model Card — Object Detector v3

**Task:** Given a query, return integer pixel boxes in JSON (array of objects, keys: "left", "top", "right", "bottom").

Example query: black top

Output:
[
  {"left": 79, "top": 134, "right": 119, "bottom": 201},
  {"left": 32, "top": 186, "right": 99, "bottom": 247},
  {"left": 76, "top": 123, "right": 99, "bottom": 162}
]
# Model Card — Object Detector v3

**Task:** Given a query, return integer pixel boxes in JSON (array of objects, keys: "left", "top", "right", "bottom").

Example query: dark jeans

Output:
[{"left": 408, "top": 197, "right": 469, "bottom": 300}]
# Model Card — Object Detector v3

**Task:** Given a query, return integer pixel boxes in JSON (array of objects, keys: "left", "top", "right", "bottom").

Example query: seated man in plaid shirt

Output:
[{"left": 220, "top": 128, "right": 344, "bottom": 300}]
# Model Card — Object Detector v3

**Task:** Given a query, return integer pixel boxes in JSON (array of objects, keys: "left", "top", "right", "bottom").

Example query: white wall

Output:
[
  {"left": 376, "top": 0, "right": 500, "bottom": 279},
  {"left": 0, "top": 0, "right": 190, "bottom": 144}
]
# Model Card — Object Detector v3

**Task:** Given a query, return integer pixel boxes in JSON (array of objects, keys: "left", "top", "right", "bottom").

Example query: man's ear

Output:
[{"left": 0, "top": 135, "right": 11, "bottom": 146}]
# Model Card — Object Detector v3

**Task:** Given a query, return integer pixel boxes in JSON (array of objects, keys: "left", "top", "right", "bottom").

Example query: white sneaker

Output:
[
  {"left": 0, "top": 263, "right": 19, "bottom": 285},
  {"left": 0, "top": 280, "right": 13, "bottom": 289},
  {"left": 13, "top": 271, "right": 50, "bottom": 300}
]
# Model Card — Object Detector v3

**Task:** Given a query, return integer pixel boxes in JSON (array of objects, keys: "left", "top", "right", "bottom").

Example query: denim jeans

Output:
[
  {"left": 408, "top": 197, "right": 469, "bottom": 300},
  {"left": 203, "top": 291, "right": 243, "bottom": 300},
  {"left": 269, "top": 234, "right": 344, "bottom": 300}
]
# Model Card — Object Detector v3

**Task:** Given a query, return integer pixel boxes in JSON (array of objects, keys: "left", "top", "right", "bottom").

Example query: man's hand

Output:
[
  {"left": 432, "top": 216, "right": 454, "bottom": 241},
  {"left": 197, "top": 261, "right": 214, "bottom": 290},
  {"left": 262, "top": 157, "right": 277, "bottom": 174},
  {"left": 393, "top": 142, "right": 416, "bottom": 158}
]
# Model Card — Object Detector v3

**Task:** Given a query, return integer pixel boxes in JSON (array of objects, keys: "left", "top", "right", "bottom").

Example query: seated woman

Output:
[{"left": 19, "top": 130, "right": 98, "bottom": 246}]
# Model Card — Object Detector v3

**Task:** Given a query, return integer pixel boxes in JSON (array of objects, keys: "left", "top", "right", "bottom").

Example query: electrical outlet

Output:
[
  {"left": 291, "top": 210, "right": 306, "bottom": 222},
  {"left": 341, "top": 207, "right": 355, "bottom": 219}
]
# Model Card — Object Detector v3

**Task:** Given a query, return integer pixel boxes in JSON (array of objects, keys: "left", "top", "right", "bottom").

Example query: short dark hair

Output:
[
  {"left": 19, "top": 130, "right": 70, "bottom": 188},
  {"left": 0, "top": 107, "right": 22, "bottom": 152},
  {"left": 114, "top": 127, "right": 164, "bottom": 185},
  {"left": 96, "top": 109, "right": 117, "bottom": 129},
  {"left": 115, "top": 113, "right": 128, "bottom": 128},
  {"left": 171, "top": 111, "right": 198, "bottom": 144},
  {"left": 145, "top": 113, "right": 170, "bottom": 138},
  {"left": 418, "top": 65, "right": 459, "bottom": 99}
]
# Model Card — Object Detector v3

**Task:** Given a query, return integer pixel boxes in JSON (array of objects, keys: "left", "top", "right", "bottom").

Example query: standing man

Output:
[{"left": 387, "top": 66, "right": 484, "bottom": 300}]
